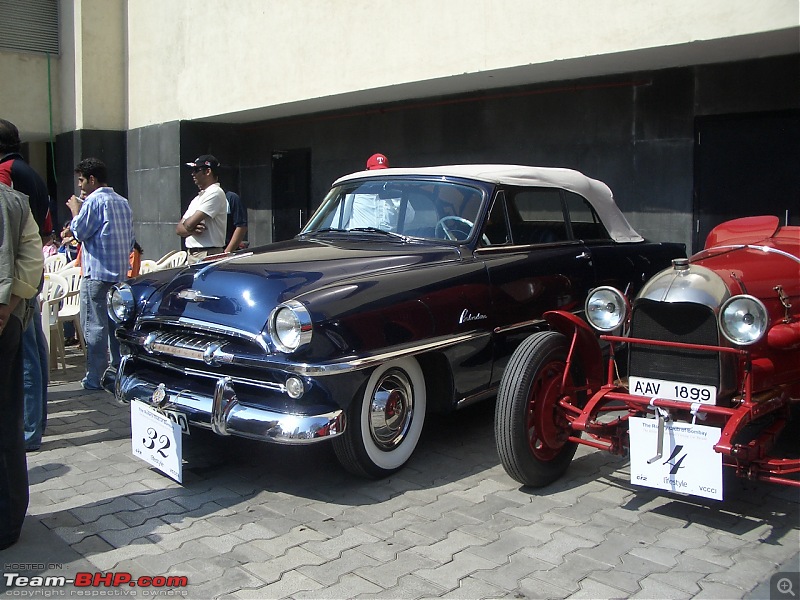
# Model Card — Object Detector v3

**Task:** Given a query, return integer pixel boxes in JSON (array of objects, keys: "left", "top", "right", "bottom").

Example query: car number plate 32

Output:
[
  {"left": 130, "top": 400, "right": 183, "bottom": 483},
  {"left": 629, "top": 376, "right": 716, "bottom": 404}
]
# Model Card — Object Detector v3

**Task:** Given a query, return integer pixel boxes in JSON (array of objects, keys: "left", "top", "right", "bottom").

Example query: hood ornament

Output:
[{"left": 177, "top": 289, "right": 220, "bottom": 303}]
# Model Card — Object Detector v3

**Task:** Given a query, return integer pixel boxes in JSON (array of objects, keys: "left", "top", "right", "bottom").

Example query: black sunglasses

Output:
[{"left": 191, "top": 166, "right": 208, "bottom": 173}]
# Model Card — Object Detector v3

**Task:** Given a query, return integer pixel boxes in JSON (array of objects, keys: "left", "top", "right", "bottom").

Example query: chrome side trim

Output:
[
  {"left": 494, "top": 318, "right": 547, "bottom": 335},
  {"left": 455, "top": 387, "right": 498, "bottom": 409},
  {"left": 317, "top": 331, "right": 490, "bottom": 375},
  {"left": 124, "top": 330, "right": 490, "bottom": 377}
]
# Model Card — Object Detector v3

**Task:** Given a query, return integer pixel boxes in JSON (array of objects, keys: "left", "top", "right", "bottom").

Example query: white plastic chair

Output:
[
  {"left": 40, "top": 273, "right": 69, "bottom": 371},
  {"left": 57, "top": 266, "right": 85, "bottom": 356},
  {"left": 153, "top": 250, "right": 177, "bottom": 269},
  {"left": 155, "top": 250, "right": 188, "bottom": 270},
  {"left": 44, "top": 254, "right": 67, "bottom": 273},
  {"left": 139, "top": 259, "right": 158, "bottom": 274}
]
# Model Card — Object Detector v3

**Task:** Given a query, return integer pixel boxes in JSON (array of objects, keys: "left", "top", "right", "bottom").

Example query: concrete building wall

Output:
[
  {"left": 0, "top": 52, "right": 57, "bottom": 140},
  {"left": 125, "top": 0, "right": 798, "bottom": 126},
  {"left": 1, "top": 0, "right": 797, "bottom": 259},
  {"left": 124, "top": 55, "right": 793, "bottom": 260}
]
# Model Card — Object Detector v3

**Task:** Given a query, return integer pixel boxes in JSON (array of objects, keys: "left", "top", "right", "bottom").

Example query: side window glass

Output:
[
  {"left": 508, "top": 189, "right": 567, "bottom": 244},
  {"left": 565, "top": 191, "right": 610, "bottom": 241},
  {"left": 480, "top": 193, "right": 510, "bottom": 246}
]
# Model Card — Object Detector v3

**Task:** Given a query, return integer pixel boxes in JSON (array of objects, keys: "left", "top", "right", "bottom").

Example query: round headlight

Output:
[
  {"left": 107, "top": 284, "right": 135, "bottom": 323},
  {"left": 585, "top": 286, "right": 628, "bottom": 332},
  {"left": 719, "top": 294, "right": 768, "bottom": 345},
  {"left": 268, "top": 301, "right": 312, "bottom": 353}
]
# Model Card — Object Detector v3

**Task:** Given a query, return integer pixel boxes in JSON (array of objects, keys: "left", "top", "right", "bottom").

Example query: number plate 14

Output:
[{"left": 131, "top": 400, "right": 183, "bottom": 483}]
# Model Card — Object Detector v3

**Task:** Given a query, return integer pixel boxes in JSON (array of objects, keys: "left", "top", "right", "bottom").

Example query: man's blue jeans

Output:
[
  {"left": 23, "top": 300, "right": 48, "bottom": 449},
  {"left": 80, "top": 278, "right": 119, "bottom": 389}
]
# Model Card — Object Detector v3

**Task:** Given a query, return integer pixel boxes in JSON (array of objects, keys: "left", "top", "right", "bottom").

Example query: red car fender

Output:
[
  {"left": 542, "top": 310, "right": 604, "bottom": 391},
  {"left": 768, "top": 320, "right": 800, "bottom": 350}
]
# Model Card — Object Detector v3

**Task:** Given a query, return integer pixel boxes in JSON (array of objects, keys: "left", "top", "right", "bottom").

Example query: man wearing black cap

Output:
[{"left": 177, "top": 155, "right": 227, "bottom": 264}]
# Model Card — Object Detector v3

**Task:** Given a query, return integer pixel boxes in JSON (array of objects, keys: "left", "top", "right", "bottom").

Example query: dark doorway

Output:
[
  {"left": 271, "top": 149, "right": 311, "bottom": 241},
  {"left": 693, "top": 110, "right": 800, "bottom": 253}
]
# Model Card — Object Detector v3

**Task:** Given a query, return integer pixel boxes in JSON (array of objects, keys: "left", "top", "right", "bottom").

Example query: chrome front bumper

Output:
[{"left": 114, "top": 356, "right": 345, "bottom": 444}]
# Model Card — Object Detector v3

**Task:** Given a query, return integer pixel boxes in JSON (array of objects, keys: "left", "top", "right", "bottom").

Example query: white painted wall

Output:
[
  {"left": 0, "top": 0, "right": 125, "bottom": 142},
  {"left": 1, "top": 0, "right": 797, "bottom": 140},
  {"left": 125, "top": 0, "right": 799, "bottom": 127},
  {"left": 73, "top": 0, "right": 126, "bottom": 131},
  {"left": 0, "top": 52, "right": 59, "bottom": 140}
]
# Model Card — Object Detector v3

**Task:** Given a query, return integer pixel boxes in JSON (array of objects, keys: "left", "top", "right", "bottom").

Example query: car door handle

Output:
[{"left": 576, "top": 251, "right": 590, "bottom": 260}]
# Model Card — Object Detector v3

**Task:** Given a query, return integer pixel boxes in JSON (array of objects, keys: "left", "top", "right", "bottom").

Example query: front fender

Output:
[{"left": 543, "top": 311, "right": 604, "bottom": 390}]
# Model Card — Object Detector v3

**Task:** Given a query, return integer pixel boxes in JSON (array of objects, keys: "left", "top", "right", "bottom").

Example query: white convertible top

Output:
[{"left": 335, "top": 164, "right": 644, "bottom": 243}]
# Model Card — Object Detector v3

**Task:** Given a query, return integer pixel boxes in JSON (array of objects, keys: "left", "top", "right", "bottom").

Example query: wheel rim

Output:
[
  {"left": 369, "top": 369, "right": 414, "bottom": 450},
  {"left": 526, "top": 360, "right": 570, "bottom": 460}
]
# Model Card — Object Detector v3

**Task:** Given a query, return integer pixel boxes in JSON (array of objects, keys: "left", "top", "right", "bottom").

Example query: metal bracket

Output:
[
  {"left": 646, "top": 400, "right": 671, "bottom": 464},
  {"left": 774, "top": 285, "right": 792, "bottom": 323}
]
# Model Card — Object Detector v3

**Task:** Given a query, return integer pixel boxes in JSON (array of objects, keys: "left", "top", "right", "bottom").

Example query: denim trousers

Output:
[
  {"left": 0, "top": 315, "right": 28, "bottom": 549},
  {"left": 23, "top": 299, "right": 48, "bottom": 449},
  {"left": 80, "top": 278, "right": 119, "bottom": 388}
]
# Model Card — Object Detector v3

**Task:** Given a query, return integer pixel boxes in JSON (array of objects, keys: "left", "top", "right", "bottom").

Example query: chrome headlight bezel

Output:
[
  {"left": 585, "top": 286, "right": 629, "bottom": 332},
  {"left": 107, "top": 283, "right": 135, "bottom": 324},
  {"left": 719, "top": 294, "right": 769, "bottom": 346},
  {"left": 268, "top": 300, "right": 313, "bottom": 353}
]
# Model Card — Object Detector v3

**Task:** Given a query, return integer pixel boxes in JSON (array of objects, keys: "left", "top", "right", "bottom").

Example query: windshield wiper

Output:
[
  {"left": 306, "top": 227, "right": 349, "bottom": 235},
  {"left": 349, "top": 227, "right": 408, "bottom": 241}
]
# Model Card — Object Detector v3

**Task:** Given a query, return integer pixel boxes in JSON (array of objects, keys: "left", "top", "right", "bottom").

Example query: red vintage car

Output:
[{"left": 495, "top": 215, "right": 800, "bottom": 499}]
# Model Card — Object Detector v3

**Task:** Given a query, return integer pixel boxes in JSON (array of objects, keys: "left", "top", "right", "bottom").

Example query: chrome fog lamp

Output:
[
  {"left": 107, "top": 283, "right": 135, "bottom": 323},
  {"left": 286, "top": 376, "right": 305, "bottom": 399},
  {"left": 719, "top": 295, "right": 768, "bottom": 345},
  {"left": 269, "top": 300, "right": 312, "bottom": 353},
  {"left": 585, "top": 286, "right": 628, "bottom": 332}
]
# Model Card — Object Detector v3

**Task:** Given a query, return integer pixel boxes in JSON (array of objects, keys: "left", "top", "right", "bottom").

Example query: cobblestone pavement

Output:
[{"left": 1, "top": 348, "right": 798, "bottom": 599}]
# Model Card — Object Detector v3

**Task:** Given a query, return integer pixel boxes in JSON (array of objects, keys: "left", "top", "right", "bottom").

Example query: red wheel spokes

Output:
[{"left": 526, "top": 361, "right": 571, "bottom": 460}]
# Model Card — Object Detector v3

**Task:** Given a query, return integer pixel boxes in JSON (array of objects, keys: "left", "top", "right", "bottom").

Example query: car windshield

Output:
[{"left": 302, "top": 179, "right": 486, "bottom": 242}]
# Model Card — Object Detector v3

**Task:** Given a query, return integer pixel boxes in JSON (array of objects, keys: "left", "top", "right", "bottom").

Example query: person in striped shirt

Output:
[{"left": 66, "top": 158, "right": 134, "bottom": 391}]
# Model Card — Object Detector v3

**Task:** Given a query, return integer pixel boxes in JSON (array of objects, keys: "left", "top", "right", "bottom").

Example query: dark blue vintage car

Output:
[{"left": 108, "top": 165, "right": 685, "bottom": 478}]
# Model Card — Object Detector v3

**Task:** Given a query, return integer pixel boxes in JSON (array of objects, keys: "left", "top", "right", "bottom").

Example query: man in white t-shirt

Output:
[{"left": 176, "top": 155, "right": 227, "bottom": 264}]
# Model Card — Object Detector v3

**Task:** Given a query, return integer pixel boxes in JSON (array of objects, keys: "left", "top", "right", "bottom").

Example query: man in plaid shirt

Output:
[{"left": 67, "top": 158, "right": 133, "bottom": 391}]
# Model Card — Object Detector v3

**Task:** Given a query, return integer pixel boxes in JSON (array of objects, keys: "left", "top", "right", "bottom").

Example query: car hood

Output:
[{"left": 139, "top": 238, "right": 459, "bottom": 335}]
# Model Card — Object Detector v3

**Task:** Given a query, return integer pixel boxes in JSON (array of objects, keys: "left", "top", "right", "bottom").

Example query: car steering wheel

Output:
[
  {"left": 435, "top": 216, "right": 475, "bottom": 241},
  {"left": 435, "top": 215, "right": 491, "bottom": 245}
]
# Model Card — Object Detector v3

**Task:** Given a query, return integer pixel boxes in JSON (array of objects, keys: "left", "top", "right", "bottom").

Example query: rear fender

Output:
[{"left": 543, "top": 311, "right": 604, "bottom": 390}]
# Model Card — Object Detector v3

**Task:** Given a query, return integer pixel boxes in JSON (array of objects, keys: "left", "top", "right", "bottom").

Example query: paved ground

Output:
[{"left": 1, "top": 347, "right": 798, "bottom": 599}]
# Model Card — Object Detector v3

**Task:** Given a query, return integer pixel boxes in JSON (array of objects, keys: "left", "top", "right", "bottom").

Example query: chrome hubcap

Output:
[{"left": 369, "top": 369, "right": 414, "bottom": 450}]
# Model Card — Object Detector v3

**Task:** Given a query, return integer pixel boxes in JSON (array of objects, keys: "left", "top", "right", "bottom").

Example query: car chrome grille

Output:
[
  {"left": 149, "top": 331, "right": 216, "bottom": 361},
  {"left": 628, "top": 299, "right": 720, "bottom": 389},
  {"left": 133, "top": 325, "right": 244, "bottom": 364}
]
